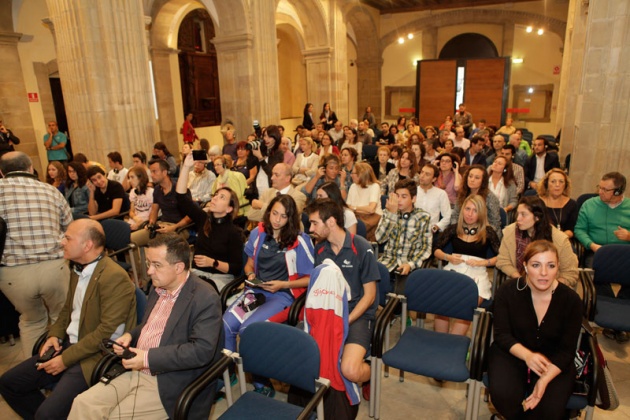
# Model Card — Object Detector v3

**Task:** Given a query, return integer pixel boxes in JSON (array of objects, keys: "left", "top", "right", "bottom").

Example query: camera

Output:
[
  {"left": 147, "top": 224, "right": 159, "bottom": 239},
  {"left": 246, "top": 140, "right": 261, "bottom": 151}
]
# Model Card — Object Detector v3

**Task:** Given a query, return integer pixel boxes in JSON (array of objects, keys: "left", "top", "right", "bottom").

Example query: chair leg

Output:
[
  {"left": 374, "top": 358, "right": 383, "bottom": 420},
  {"left": 465, "top": 379, "right": 477, "bottom": 420},
  {"left": 369, "top": 356, "right": 376, "bottom": 417},
  {"left": 222, "top": 368, "right": 233, "bottom": 407},
  {"left": 384, "top": 322, "right": 390, "bottom": 378}
]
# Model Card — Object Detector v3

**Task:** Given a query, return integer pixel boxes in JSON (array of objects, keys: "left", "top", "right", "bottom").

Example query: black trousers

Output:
[
  {"left": 488, "top": 343, "right": 574, "bottom": 419},
  {"left": 0, "top": 352, "right": 88, "bottom": 420}
]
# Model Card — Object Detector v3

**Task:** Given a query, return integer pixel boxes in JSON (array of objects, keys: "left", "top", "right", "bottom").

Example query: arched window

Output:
[
  {"left": 178, "top": 9, "right": 221, "bottom": 127},
  {"left": 439, "top": 33, "right": 498, "bottom": 59}
]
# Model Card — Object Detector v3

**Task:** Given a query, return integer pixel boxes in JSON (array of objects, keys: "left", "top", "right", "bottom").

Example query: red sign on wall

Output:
[
  {"left": 553, "top": 66, "right": 561, "bottom": 75},
  {"left": 28, "top": 93, "right": 39, "bottom": 102}
]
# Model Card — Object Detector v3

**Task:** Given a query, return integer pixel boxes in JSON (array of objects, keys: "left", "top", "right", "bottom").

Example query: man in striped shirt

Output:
[{"left": 69, "top": 233, "right": 223, "bottom": 420}]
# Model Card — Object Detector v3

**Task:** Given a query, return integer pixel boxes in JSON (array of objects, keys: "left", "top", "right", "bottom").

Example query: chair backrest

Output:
[
  {"left": 100, "top": 219, "right": 131, "bottom": 250},
  {"left": 592, "top": 245, "right": 630, "bottom": 287},
  {"left": 404, "top": 269, "right": 478, "bottom": 321},
  {"left": 377, "top": 261, "right": 392, "bottom": 305},
  {"left": 356, "top": 218, "right": 367, "bottom": 238},
  {"left": 239, "top": 322, "right": 320, "bottom": 393},
  {"left": 135, "top": 288, "right": 148, "bottom": 321},
  {"left": 0, "top": 217, "right": 7, "bottom": 262},
  {"left": 576, "top": 193, "right": 597, "bottom": 212},
  {"left": 362, "top": 144, "right": 378, "bottom": 162},
  {"left": 499, "top": 207, "right": 507, "bottom": 229}
]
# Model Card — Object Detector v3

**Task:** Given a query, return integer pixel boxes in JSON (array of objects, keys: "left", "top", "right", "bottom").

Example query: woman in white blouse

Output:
[
  {"left": 347, "top": 162, "right": 382, "bottom": 241},
  {"left": 488, "top": 155, "right": 518, "bottom": 214},
  {"left": 291, "top": 136, "right": 319, "bottom": 186}
]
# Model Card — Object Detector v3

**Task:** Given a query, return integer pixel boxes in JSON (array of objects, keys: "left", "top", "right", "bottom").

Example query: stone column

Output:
[
  {"left": 0, "top": 31, "right": 41, "bottom": 172},
  {"left": 557, "top": 0, "right": 630, "bottom": 196},
  {"left": 303, "top": 47, "right": 334, "bottom": 110},
  {"left": 45, "top": 0, "right": 158, "bottom": 165},
  {"left": 422, "top": 27, "right": 438, "bottom": 60},
  {"left": 501, "top": 22, "right": 514, "bottom": 57},
  {"left": 212, "top": 0, "right": 280, "bottom": 136},
  {"left": 327, "top": 4, "right": 349, "bottom": 124},
  {"left": 355, "top": 57, "right": 383, "bottom": 122}
]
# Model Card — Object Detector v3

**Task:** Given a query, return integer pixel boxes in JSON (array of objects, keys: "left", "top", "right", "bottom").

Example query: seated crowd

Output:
[{"left": 0, "top": 105, "right": 629, "bottom": 420}]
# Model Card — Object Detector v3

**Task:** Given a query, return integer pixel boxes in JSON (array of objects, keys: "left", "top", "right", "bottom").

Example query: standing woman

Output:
[
  {"left": 319, "top": 102, "right": 338, "bottom": 131},
  {"left": 180, "top": 112, "right": 198, "bottom": 145},
  {"left": 434, "top": 153, "right": 461, "bottom": 206},
  {"left": 434, "top": 195, "right": 500, "bottom": 334},
  {"left": 46, "top": 161, "right": 66, "bottom": 194},
  {"left": 381, "top": 149, "right": 420, "bottom": 196},
  {"left": 537, "top": 169, "right": 578, "bottom": 238},
  {"left": 450, "top": 164, "right": 503, "bottom": 239},
  {"left": 489, "top": 240, "right": 582, "bottom": 419},
  {"left": 64, "top": 161, "right": 90, "bottom": 217},
  {"left": 318, "top": 133, "right": 339, "bottom": 156},
  {"left": 489, "top": 155, "right": 518, "bottom": 214},
  {"left": 496, "top": 196, "right": 578, "bottom": 289},
  {"left": 177, "top": 153, "right": 244, "bottom": 292},
  {"left": 340, "top": 126, "right": 363, "bottom": 161},
  {"left": 302, "top": 103, "right": 315, "bottom": 130},
  {"left": 127, "top": 167, "right": 154, "bottom": 231},
  {"left": 347, "top": 162, "right": 382, "bottom": 241}
]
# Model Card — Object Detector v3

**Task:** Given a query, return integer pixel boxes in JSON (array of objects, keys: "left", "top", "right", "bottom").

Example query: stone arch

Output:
[
  {"left": 284, "top": 0, "right": 328, "bottom": 49},
  {"left": 380, "top": 9, "right": 566, "bottom": 53},
  {"left": 439, "top": 33, "right": 499, "bottom": 59}
]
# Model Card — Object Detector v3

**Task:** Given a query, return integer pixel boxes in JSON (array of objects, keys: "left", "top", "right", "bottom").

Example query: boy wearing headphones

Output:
[{"left": 375, "top": 178, "right": 432, "bottom": 277}]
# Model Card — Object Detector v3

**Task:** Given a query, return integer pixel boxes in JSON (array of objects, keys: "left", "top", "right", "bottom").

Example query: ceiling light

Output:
[
  {"left": 528, "top": 87, "right": 534, "bottom": 93},
  {"left": 537, "top": 28, "right": 544, "bottom": 35},
  {"left": 407, "top": 33, "right": 414, "bottom": 40},
  {"left": 398, "top": 37, "right": 404, "bottom": 44},
  {"left": 526, "top": 26, "right": 533, "bottom": 33}
]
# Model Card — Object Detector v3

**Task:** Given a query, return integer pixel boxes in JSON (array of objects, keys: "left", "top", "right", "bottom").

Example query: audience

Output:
[
  {"left": 248, "top": 163, "right": 306, "bottom": 222},
  {"left": 525, "top": 137, "right": 560, "bottom": 192},
  {"left": 488, "top": 156, "right": 518, "bottom": 214},
  {"left": 152, "top": 142, "right": 177, "bottom": 177},
  {"left": 106, "top": 151, "right": 128, "bottom": 185},
  {"left": 210, "top": 155, "right": 248, "bottom": 219},
  {"left": 347, "top": 162, "right": 382, "bottom": 241},
  {"left": 46, "top": 161, "right": 66, "bottom": 194},
  {"left": 434, "top": 153, "right": 462, "bottom": 206},
  {"left": 315, "top": 181, "right": 357, "bottom": 234},
  {"left": 292, "top": 136, "right": 319, "bottom": 186},
  {"left": 86, "top": 165, "right": 129, "bottom": 221},
  {"left": 381, "top": 149, "right": 419, "bottom": 196},
  {"left": 302, "top": 154, "right": 346, "bottom": 202},
  {"left": 64, "top": 161, "right": 90, "bottom": 217},
  {"left": 127, "top": 166, "right": 154, "bottom": 231},
  {"left": 537, "top": 168, "right": 578, "bottom": 238},
  {"left": 497, "top": 196, "right": 578, "bottom": 289},
  {"left": 415, "top": 163, "right": 452, "bottom": 236}
]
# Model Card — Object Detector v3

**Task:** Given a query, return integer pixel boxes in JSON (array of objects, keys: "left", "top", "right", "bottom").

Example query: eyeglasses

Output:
[
  {"left": 596, "top": 185, "right": 616, "bottom": 193},
  {"left": 145, "top": 260, "right": 172, "bottom": 271}
]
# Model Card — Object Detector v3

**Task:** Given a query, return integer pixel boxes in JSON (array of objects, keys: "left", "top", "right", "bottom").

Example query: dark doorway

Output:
[
  {"left": 49, "top": 77, "right": 73, "bottom": 160},
  {"left": 439, "top": 33, "right": 499, "bottom": 59}
]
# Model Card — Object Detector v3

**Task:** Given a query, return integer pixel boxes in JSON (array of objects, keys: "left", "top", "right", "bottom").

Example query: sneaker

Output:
[
  {"left": 362, "top": 381, "right": 371, "bottom": 401},
  {"left": 616, "top": 331, "right": 630, "bottom": 343},
  {"left": 253, "top": 385, "right": 276, "bottom": 398},
  {"left": 603, "top": 328, "right": 617, "bottom": 340}
]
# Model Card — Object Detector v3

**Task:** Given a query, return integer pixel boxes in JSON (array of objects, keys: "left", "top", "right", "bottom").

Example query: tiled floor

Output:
[{"left": 1, "top": 324, "right": 628, "bottom": 419}]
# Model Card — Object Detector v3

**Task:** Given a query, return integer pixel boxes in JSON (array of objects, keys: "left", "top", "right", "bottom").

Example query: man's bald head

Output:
[
  {"left": 0, "top": 151, "right": 33, "bottom": 176},
  {"left": 271, "top": 163, "right": 292, "bottom": 190},
  {"left": 73, "top": 219, "right": 106, "bottom": 250}
]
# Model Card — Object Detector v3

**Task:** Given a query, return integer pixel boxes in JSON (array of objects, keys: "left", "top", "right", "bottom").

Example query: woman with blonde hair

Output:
[
  {"left": 347, "top": 162, "right": 382, "bottom": 241},
  {"left": 210, "top": 155, "right": 248, "bottom": 218},
  {"left": 291, "top": 136, "right": 319, "bottom": 186},
  {"left": 434, "top": 194, "right": 500, "bottom": 334},
  {"left": 537, "top": 168, "right": 578, "bottom": 238}
]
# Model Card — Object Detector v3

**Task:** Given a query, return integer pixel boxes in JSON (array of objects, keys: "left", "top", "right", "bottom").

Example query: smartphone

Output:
[
  {"left": 245, "top": 278, "right": 264, "bottom": 287},
  {"left": 36, "top": 346, "right": 59, "bottom": 366},
  {"left": 192, "top": 150, "right": 207, "bottom": 161}
]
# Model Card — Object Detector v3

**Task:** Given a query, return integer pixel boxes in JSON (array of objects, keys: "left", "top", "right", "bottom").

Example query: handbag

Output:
[
  {"left": 244, "top": 183, "right": 258, "bottom": 201},
  {"left": 593, "top": 334, "right": 619, "bottom": 410}
]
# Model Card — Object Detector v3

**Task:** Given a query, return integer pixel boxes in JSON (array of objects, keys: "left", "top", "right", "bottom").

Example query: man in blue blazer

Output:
[{"left": 69, "top": 233, "right": 224, "bottom": 420}]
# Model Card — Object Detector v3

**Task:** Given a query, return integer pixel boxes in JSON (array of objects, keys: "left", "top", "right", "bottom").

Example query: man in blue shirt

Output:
[
  {"left": 44, "top": 121, "right": 68, "bottom": 163},
  {"left": 306, "top": 199, "right": 379, "bottom": 390}
]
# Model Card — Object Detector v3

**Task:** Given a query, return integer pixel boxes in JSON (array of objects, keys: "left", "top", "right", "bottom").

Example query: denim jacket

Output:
[{"left": 65, "top": 184, "right": 90, "bottom": 215}]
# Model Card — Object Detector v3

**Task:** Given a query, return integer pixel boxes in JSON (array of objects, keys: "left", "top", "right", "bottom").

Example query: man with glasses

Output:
[
  {"left": 69, "top": 234, "right": 223, "bottom": 419},
  {"left": 575, "top": 172, "right": 630, "bottom": 342},
  {"left": 44, "top": 121, "right": 68, "bottom": 163}
]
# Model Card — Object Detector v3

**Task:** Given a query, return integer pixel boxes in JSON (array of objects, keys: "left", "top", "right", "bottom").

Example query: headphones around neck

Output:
[
  {"left": 614, "top": 178, "right": 626, "bottom": 196},
  {"left": 401, "top": 211, "right": 411, "bottom": 220},
  {"left": 72, "top": 253, "right": 104, "bottom": 274},
  {"left": 463, "top": 226, "right": 478, "bottom": 235}
]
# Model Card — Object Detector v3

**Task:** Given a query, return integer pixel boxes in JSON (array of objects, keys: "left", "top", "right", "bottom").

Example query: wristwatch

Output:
[{"left": 212, "top": 258, "right": 219, "bottom": 269}]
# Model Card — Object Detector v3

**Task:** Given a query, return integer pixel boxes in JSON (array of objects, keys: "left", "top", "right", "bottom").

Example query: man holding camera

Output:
[
  {"left": 0, "top": 219, "right": 136, "bottom": 420},
  {"left": 0, "top": 119, "right": 20, "bottom": 158}
]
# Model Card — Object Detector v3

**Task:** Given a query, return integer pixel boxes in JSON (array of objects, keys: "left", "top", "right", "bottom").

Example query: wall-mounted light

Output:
[
  {"left": 526, "top": 26, "right": 533, "bottom": 33},
  {"left": 412, "top": 57, "right": 420, "bottom": 66},
  {"left": 407, "top": 33, "right": 414, "bottom": 40},
  {"left": 512, "top": 57, "right": 524, "bottom": 64},
  {"left": 398, "top": 37, "right": 404, "bottom": 44},
  {"left": 528, "top": 87, "right": 534, "bottom": 94},
  {"left": 537, "top": 28, "right": 544, "bottom": 35}
]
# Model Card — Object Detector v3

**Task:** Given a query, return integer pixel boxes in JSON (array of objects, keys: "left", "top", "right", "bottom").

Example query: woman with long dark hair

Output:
[
  {"left": 251, "top": 124, "right": 284, "bottom": 197},
  {"left": 127, "top": 166, "right": 153, "bottom": 231},
  {"left": 319, "top": 102, "right": 338, "bottom": 131},
  {"left": 153, "top": 142, "right": 177, "bottom": 176},
  {"left": 381, "top": 149, "right": 419, "bottom": 196},
  {"left": 64, "top": 161, "right": 90, "bottom": 217},
  {"left": 489, "top": 155, "right": 518, "bottom": 213},
  {"left": 497, "top": 196, "right": 578, "bottom": 289},
  {"left": 302, "top": 103, "right": 315, "bottom": 130},
  {"left": 316, "top": 181, "right": 357, "bottom": 234},
  {"left": 176, "top": 153, "right": 244, "bottom": 291}
]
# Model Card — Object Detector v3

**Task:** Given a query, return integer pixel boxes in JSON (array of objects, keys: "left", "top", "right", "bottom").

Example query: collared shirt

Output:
[
  {"left": 137, "top": 275, "right": 189, "bottom": 374},
  {"left": 278, "top": 185, "right": 291, "bottom": 195},
  {"left": 415, "top": 186, "right": 452, "bottom": 232},
  {"left": 0, "top": 173, "right": 72, "bottom": 266},
  {"left": 375, "top": 208, "right": 432, "bottom": 272},
  {"left": 534, "top": 153, "right": 546, "bottom": 182},
  {"left": 187, "top": 168, "right": 216, "bottom": 203}
]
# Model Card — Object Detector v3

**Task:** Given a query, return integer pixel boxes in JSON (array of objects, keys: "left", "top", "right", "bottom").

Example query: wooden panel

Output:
[
  {"left": 464, "top": 58, "right": 507, "bottom": 127},
  {"left": 418, "top": 60, "right": 457, "bottom": 128}
]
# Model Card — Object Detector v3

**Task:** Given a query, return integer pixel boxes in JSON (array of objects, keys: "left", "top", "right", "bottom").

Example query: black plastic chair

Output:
[{"left": 100, "top": 219, "right": 140, "bottom": 287}]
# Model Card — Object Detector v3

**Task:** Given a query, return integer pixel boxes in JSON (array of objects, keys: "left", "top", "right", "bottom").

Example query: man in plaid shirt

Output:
[
  {"left": 375, "top": 179, "right": 432, "bottom": 282},
  {"left": 0, "top": 151, "right": 72, "bottom": 357}
]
